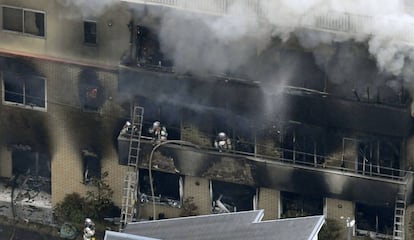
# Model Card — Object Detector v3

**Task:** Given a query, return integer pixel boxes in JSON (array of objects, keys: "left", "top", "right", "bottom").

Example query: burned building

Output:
[{"left": 1, "top": 0, "right": 414, "bottom": 239}]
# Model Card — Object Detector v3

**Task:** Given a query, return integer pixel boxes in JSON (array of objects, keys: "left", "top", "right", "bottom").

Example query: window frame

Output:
[
  {"left": 1, "top": 71, "right": 47, "bottom": 112},
  {"left": 138, "top": 169, "right": 184, "bottom": 208},
  {"left": 83, "top": 20, "right": 97, "bottom": 45},
  {"left": 1, "top": 5, "right": 46, "bottom": 38}
]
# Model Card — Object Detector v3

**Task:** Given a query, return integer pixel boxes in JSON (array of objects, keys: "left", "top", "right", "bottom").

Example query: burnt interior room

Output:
[
  {"left": 210, "top": 112, "right": 255, "bottom": 153},
  {"left": 78, "top": 69, "right": 105, "bottom": 112},
  {"left": 82, "top": 149, "right": 101, "bottom": 184},
  {"left": 341, "top": 136, "right": 402, "bottom": 175},
  {"left": 3, "top": 73, "right": 46, "bottom": 108},
  {"left": 211, "top": 180, "right": 256, "bottom": 213},
  {"left": 134, "top": 96, "right": 181, "bottom": 140},
  {"left": 136, "top": 25, "right": 172, "bottom": 68},
  {"left": 280, "top": 191, "right": 323, "bottom": 218},
  {"left": 1, "top": 57, "right": 46, "bottom": 108},
  {"left": 255, "top": 47, "right": 326, "bottom": 92},
  {"left": 84, "top": 21, "right": 97, "bottom": 44},
  {"left": 355, "top": 202, "right": 393, "bottom": 235},
  {"left": 320, "top": 42, "right": 410, "bottom": 106},
  {"left": 281, "top": 124, "right": 325, "bottom": 165},
  {"left": 11, "top": 147, "right": 51, "bottom": 193},
  {"left": 139, "top": 169, "right": 182, "bottom": 206}
]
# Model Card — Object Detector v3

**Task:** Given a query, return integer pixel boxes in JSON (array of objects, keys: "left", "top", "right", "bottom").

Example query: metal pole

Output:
[
  {"left": 149, "top": 140, "right": 199, "bottom": 220},
  {"left": 346, "top": 218, "right": 351, "bottom": 240},
  {"left": 346, "top": 226, "right": 351, "bottom": 240}
]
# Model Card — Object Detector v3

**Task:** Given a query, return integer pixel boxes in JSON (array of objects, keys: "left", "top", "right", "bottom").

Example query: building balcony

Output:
[
  {"left": 118, "top": 136, "right": 412, "bottom": 206},
  {"left": 119, "top": 66, "right": 412, "bottom": 137}
]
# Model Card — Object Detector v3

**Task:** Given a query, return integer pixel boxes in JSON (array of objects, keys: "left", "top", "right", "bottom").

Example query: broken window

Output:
[
  {"left": 11, "top": 147, "right": 51, "bottom": 192},
  {"left": 78, "top": 69, "right": 104, "bottom": 112},
  {"left": 281, "top": 191, "right": 323, "bottom": 218},
  {"left": 211, "top": 180, "right": 256, "bottom": 213},
  {"left": 2, "top": 72, "right": 46, "bottom": 109},
  {"left": 2, "top": 6, "right": 45, "bottom": 37},
  {"left": 139, "top": 169, "right": 183, "bottom": 207},
  {"left": 84, "top": 21, "right": 97, "bottom": 44},
  {"left": 82, "top": 150, "right": 101, "bottom": 184},
  {"left": 355, "top": 203, "right": 393, "bottom": 236}
]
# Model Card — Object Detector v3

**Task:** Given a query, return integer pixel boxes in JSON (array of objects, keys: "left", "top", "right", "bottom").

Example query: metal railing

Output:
[{"left": 137, "top": 123, "right": 409, "bottom": 182}]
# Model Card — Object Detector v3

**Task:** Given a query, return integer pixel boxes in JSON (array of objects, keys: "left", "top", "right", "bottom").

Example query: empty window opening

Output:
[
  {"left": 211, "top": 180, "right": 256, "bottom": 213},
  {"left": 11, "top": 147, "right": 51, "bottom": 193},
  {"left": 256, "top": 124, "right": 284, "bottom": 158},
  {"left": 232, "top": 119, "right": 255, "bottom": 154},
  {"left": 2, "top": 6, "right": 45, "bottom": 37},
  {"left": 208, "top": 113, "right": 255, "bottom": 153},
  {"left": 82, "top": 149, "right": 101, "bottom": 184},
  {"left": 84, "top": 21, "right": 97, "bottom": 44},
  {"left": 282, "top": 126, "right": 325, "bottom": 166},
  {"left": 181, "top": 109, "right": 214, "bottom": 147},
  {"left": 139, "top": 169, "right": 183, "bottom": 207},
  {"left": 136, "top": 25, "right": 172, "bottom": 68},
  {"left": 355, "top": 203, "right": 393, "bottom": 236},
  {"left": 281, "top": 191, "right": 323, "bottom": 218},
  {"left": 2, "top": 72, "right": 46, "bottom": 109},
  {"left": 78, "top": 69, "right": 104, "bottom": 112},
  {"left": 342, "top": 137, "right": 401, "bottom": 177}
]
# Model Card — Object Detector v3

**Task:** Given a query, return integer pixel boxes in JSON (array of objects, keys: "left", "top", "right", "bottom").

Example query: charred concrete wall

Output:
[
  {"left": 139, "top": 204, "right": 181, "bottom": 220},
  {"left": 406, "top": 136, "right": 414, "bottom": 171},
  {"left": 325, "top": 198, "right": 355, "bottom": 221},
  {"left": 0, "top": 55, "right": 128, "bottom": 206},
  {"left": 42, "top": 62, "right": 125, "bottom": 206},
  {"left": 183, "top": 176, "right": 211, "bottom": 215},
  {"left": 0, "top": 0, "right": 131, "bottom": 66},
  {"left": 405, "top": 204, "right": 414, "bottom": 238},
  {"left": 258, "top": 187, "right": 280, "bottom": 220},
  {"left": 0, "top": 145, "right": 11, "bottom": 178},
  {"left": 181, "top": 120, "right": 212, "bottom": 148}
]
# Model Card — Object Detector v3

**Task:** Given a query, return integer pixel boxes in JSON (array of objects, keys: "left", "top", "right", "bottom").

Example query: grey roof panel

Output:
[
  {"left": 119, "top": 210, "right": 325, "bottom": 240},
  {"left": 104, "top": 231, "right": 161, "bottom": 240}
]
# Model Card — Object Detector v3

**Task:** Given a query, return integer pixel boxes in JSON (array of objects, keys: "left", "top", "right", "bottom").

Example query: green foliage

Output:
[
  {"left": 318, "top": 218, "right": 343, "bottom": 240},
  {"left": 54, "top": 192, "right": 88, "bottom": 225},
  {"left": 54, "top": 171, "right": 118, "bottom": 225},
  {"left": 85, "top": 171, "right": 115, "bottom": 219}
]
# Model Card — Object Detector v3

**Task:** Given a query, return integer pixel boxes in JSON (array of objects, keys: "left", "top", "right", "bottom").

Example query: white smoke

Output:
[
  {"left": 61, "top": 0, "right": 414, "bottom": 81},
  {"left": 63, "top": 0, "right": 414, "bottom": 107},
  {"left": 154, "top": 0, "right": 414, "bottom": 81}
]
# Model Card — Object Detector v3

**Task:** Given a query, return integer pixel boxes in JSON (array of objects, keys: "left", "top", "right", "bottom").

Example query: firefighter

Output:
[
  {"left": 214, "top": 132, "right": 232, "bottom": 152},
  {"left": 120, "top": 121, "right": 134, "bottom": 136},
  {"left": 83, "top": 218, "right": 95, "bottom": 240},
  {"left": 149, "top": 121, "right": 168, "bottom": 145},
  {"left": 120, "top": 121, "right": 138, "bottom": 137}
]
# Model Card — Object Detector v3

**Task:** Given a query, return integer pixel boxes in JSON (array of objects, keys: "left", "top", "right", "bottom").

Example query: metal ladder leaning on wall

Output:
[
  {"left": 393, "top": 185, "right": 407, "bottom": 240},
  {"left": 120, "top": 106, "right": 144, "bottom": 231}
]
